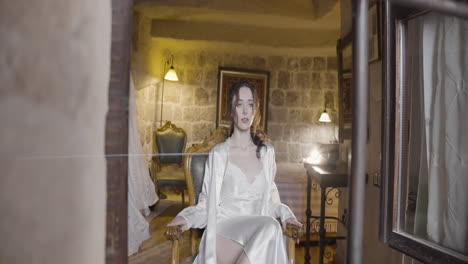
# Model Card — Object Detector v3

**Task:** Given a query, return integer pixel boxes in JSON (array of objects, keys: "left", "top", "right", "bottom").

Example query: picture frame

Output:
[
  {"left": 341, "top": 71, "right": 353, "bottom": 139},
  {"left": 368, "top": 2, "right": 381, "bottom": 63},
  {"left": 337, "top": 35, "right": 353, "bottom": 142},
  {"left": 217, "top": 67, "right": 270, "bottom": 132}
]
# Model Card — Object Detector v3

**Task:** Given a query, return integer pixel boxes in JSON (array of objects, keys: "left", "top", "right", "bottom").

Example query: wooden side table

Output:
[{"left": 303, "top": 163, "right": 348, "bottom": 264}]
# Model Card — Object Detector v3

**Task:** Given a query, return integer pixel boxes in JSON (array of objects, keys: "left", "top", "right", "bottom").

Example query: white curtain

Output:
[
  {"left": 420, "top": 13, "right": 468, "bottom": 254},
  {"left": 128, "top": 75, "right": 158, "bottom": 256}
]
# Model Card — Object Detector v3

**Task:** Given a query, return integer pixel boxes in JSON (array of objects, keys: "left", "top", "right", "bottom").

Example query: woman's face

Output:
[{"left": 232, "top": 86, "right": 255, "bottom": 132}]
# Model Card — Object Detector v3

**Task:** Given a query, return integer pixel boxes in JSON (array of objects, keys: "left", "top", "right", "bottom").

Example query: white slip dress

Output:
[{"left": 215, "top": 161, "right": 289, "bottom": 264}]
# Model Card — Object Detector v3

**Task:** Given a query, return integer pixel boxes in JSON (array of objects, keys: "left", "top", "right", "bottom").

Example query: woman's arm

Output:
[{"left": 168, "top": 148, "right": 216, "bottom": 230}]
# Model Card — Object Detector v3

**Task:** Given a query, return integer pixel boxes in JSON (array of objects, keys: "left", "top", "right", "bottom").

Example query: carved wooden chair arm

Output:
[
  {"left": 165, "top": 226, "right": 183, "bottom": 241},
  {"left": 165, "top": 226, "right": 184, "bottom": 264},
  {"left": 283, "top": 223, "right": 303, "bottom": 240}
]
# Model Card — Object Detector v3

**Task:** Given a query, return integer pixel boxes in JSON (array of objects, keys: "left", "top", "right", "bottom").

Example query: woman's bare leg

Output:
[
  {"left": 235, "top": 251, "right": 251, "bottom": 264},
  {"left": 216, "top": 235, "right": 250, "bottom": 264}
]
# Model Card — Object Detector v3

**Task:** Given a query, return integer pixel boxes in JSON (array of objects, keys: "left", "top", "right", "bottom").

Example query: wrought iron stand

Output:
[{"left": 304, "top": 163, "right": 348, "bottom": 264}]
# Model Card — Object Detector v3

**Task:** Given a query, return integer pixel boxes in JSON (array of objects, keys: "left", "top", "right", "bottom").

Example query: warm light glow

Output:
[
  {"left": 304, "top": 149, "right": 323, "bottom": 165},
  {"left": 164, "top": 66, "right": 179, "bottom": 81},
  {"left": 319, "top": 110, "right": 332, "bottom": 122}
]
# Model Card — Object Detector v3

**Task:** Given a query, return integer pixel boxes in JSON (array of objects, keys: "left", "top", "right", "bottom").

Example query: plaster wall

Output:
[
  {"left": 0, "top": 1, "right": 110, "bottom": 263},
  {"left": 132, "top": 13, "right": 340, "bottom": 163}
]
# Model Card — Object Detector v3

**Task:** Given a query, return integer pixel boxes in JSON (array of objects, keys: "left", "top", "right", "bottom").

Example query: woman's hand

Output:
[
  {"left": 282, "top": 216, "right": 302, "bottom": 231},
  {"left": 282, "top": 217, "right": 303, "bottom": 244},
  {"left": 166, "top": 216, "right": 190, "bottom": 232}
]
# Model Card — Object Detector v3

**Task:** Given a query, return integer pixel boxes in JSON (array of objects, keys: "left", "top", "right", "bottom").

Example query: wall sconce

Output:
[
  {"left": 160, "top": 55, "right": 179, "bottom": 126},
  {"left": 319, "top": 108, "right": 332, "bottom": 123},
  {"left": 319, "top": 107, "right": 338, "bottom": 144},
  {"left": 164, "top": 55, "right": 179, "bottom": 81}
]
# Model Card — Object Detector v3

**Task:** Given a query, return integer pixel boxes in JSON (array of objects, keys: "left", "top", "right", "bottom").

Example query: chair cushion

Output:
[
  {"left": 156, "top": 129, "right": 186, "bottom": 164},
  {"left": 190, "top": 154, "right": 208, "bottom": 203},
  {"left": 155, "top": 166, "right": 185, "bottom": 184}
]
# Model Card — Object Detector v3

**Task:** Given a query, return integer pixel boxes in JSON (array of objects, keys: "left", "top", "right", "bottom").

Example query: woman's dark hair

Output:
[{"left": 227, "top": 80, "right": 269, "bottom": 158}]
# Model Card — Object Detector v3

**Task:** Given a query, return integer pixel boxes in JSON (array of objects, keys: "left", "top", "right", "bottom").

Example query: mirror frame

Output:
[{"left": 380, "top": 1, "right": 468, "bottom": 263}]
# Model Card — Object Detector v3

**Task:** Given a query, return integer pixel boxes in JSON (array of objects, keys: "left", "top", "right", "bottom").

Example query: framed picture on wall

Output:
[
  {"left": 337, "top": 34, "right": 353, "bottom": 142},
  {"left": 368, "top": 2, "right": 381, "bottom": 63},
  {"left": 217, "top": 67, "right": 270, "bottom": 132},
  {"left": 341, "top": 71, "right": 353, "bottom": 139}
]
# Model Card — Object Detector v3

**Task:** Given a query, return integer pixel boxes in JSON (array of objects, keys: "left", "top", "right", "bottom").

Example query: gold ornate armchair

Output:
[
  {"left": 151, "top": 121, "right": 187, "bottom": 204},
  {"left": 165, "top": 127, "right": 303, "bottom": 264}
]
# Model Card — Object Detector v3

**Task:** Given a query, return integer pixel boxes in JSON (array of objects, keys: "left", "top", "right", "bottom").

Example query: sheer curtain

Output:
[
  {"left": 128, "top": 75, "right": 158, "bottom": 255},
  {"left": 419, "top": 13, "right": 468, "bottom": 253}
]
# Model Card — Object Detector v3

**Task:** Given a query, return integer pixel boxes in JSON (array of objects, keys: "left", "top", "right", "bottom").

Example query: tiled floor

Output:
[{"left": 129, "top": 191, "right": 337, "bottom": 264}]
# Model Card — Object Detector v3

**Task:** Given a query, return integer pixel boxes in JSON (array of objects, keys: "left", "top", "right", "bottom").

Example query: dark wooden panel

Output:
[{"left": 106, "top": 0, "right": 133, "bottom": 263}]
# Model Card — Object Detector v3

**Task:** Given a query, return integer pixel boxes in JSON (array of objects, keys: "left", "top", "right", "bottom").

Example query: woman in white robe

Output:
[{"left": 167, "top": 81, "right": 301, "bottom": 264}]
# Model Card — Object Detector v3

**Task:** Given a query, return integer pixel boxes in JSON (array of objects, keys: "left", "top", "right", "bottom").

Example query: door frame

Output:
[{"left": 106, "top": 0, "right": 133, "bottom": 263}]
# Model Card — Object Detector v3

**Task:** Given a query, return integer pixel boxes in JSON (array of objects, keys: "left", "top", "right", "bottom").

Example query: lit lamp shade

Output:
[
  {"left": 164, "top": 66, "right": 179, "bottom": 81},
  {"left": 319, "top": 110, "right": 332, "bottom": 122}
]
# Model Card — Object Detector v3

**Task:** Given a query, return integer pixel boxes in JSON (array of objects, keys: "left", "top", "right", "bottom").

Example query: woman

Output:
[{"left": 167, "top": 81, "right": 301, "bottom": 264}]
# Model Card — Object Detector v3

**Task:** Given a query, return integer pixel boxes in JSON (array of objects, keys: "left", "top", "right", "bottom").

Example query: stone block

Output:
[
  {"left": 269, "top": 71, "right": 278, "bottom": 89},
  {"left": 206, "top": 53, "right": 222, "bottom": 67},
  {"left": 183, "top": 53, "right": 196, "bottom": 68},
  {"left": 325, "top": 90, "right": 335, "bottom": 109},
  {"left": 311, "top": 73, "right": 322, "bottom": 90},
  {"left": 287, "top": 57, "right": 300, "bottom": 71},
  {"left": 271, "top": 89, "right": 284, "bottom": 106},
  {"left": 281, "top": 126, "right": 290, "bottom": 142},
  {"left": 321, "top": 72, "right": 337, "bottom": 90},
  {"left": 309, "top": 90, "right": 323, "bottom": 106},
  {"left": 252, "top": 56, "right": 266, "bottom": 69},
  {"left": 290, "top": 124, "right": 308, "bottom": 141},
  {"left": 238, "top": 55, "right": 252, "bottom": 68},
  {"left": 273, "top": 141, "right": 288, "bottom": 162},
  {"left": 327, "top": 56, "right": 337, "bottom": 70},
  {"left": 164, "top": 83, "right": 180, "bottom": 103},
  {"left": 268, "top": 56, "right": 286, "bottom": 70},
  {"left": 162, "top": 104, "right": 173, "bottom": 122},
  {"left": 186, "top": 69, "right": 203, "bottom": 85},
  {"left": 285, "top": 91, "right": 300, "bottom": 107},
  {"left": 195, "top": 87, "right": 209, "bottom": 105},
  {"left": 180, "top": 86, "right": 194, "bottom": 105},
  {"left": 200, "top": 106, "right": 216, "bottom": 122},
  {"left": 278, "top": 71, "right": 291, "bottom": 90},
  {"left": 183, "top": 106, "right": 194, "bottom": 121},
  {"left": 294, "top": 72, "right": 310, "bottom": 90},
  {"left": 300, "top": 92, "right": 312, "bottom": 108},
  {"left": 209, "top": 89, "right": 218, "bottom": 105},
  {"left": 300, "top": 57, "right": 313, "bottom": 71},
  {"left": 288, "top": 108, "right": 301, "bottom": 123},
  {"left": 267, "top": 124, "right": 284, "bottom": 141},
  {"left": 192, "top": 122, "right": 214, "bottom": 142},
  {"left": 301, "top": 109, "right": 314, "bottom": 123},
  {"left": 173, "top": 106, "right": 183, "bottom": 122},
  {"left": 288, "top": 143, "right": 302, "bottom": 163},
  {"left": 269, "top": 107, "right": 287, "bottom": 123},
  {"left": 313, "top": 57, "right": 326, "bottom": 71},
  {"left": 198, "top": 50, "right": 206, "bottom": 67},
  {"left": 222, "top": 53, "right": 236, "bottom": 67},
  {"left": 203, "top": 68, "right": 218, "bottom": 90}
]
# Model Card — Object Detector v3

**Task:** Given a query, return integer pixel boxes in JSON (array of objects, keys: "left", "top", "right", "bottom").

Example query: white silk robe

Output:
[{"left": 177, "top": 138, "right": 295, "bottom": 263}]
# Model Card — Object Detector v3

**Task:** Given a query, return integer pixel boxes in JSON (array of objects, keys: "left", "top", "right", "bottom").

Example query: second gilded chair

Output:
[{"left": 151, "top": 121, "right": 187, "bottom": 204}]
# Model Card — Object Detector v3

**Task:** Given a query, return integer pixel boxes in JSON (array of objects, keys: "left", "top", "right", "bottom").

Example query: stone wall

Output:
[{"left": 132, "top": 14, "right": 339, "bottom": 163}]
